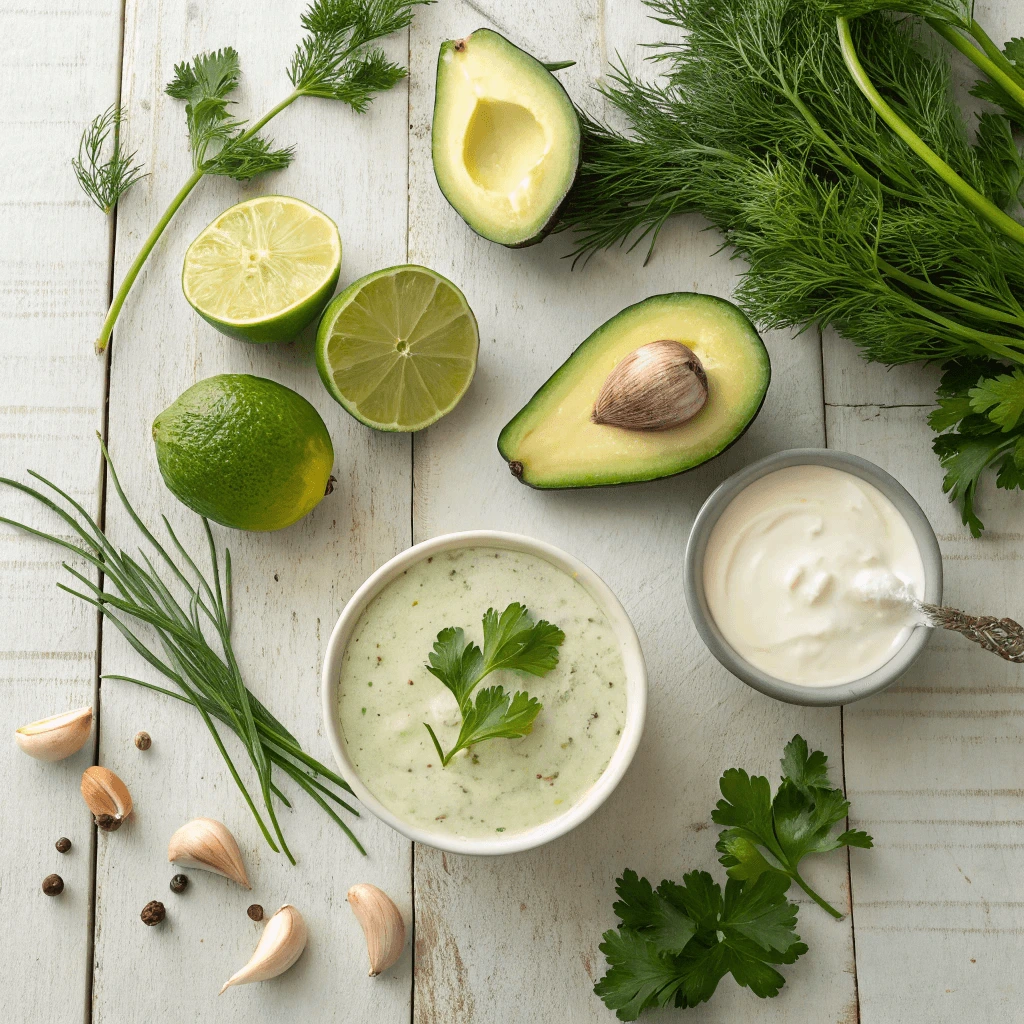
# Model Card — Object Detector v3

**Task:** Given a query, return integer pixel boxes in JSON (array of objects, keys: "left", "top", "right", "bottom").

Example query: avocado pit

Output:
[{"left": 592, "top": 340, "right": 709, "bottom": 431}]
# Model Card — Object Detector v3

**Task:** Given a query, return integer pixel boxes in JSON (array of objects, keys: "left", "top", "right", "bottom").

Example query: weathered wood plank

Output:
[
  {"left": 0, "top": 2, "right": 123, "bottom": 1021},
  {"left": 408, "top": 1, "right": 852, "bottom": 1019},
  {"left": 824, "top": 0, "right": 1024, "bottom": 1014},
  {"left": 90, "top": 1, "right": 412, "bottom": 1019}
]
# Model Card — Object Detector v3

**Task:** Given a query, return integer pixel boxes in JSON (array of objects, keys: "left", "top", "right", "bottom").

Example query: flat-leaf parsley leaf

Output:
[
  {"left": 422, "top": 603, "right": 564, "bottom": 766},
  {"left": 713, "top": 735, "right": 873, "bottom": 919},
  {"left": 595, "top": 869, "right": 806, "bottom": 1020}
]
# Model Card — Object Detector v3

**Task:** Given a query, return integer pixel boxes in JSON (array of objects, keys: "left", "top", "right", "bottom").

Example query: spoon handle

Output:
[{"left": 921, "top": 604, "right": 1024, "bottom": 663}]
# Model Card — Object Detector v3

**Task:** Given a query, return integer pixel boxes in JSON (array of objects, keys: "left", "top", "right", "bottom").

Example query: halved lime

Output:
[
  {"left": 315, "top": 265, "right": 479, "bottom": 432},
  {"left": 182, "top": 195, "right": 341, "bottom": 344}
]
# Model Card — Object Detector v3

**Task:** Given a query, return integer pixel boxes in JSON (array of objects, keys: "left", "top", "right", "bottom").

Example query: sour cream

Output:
[{"left": 702, "top": 464, "right": 925, "bottom": 686}]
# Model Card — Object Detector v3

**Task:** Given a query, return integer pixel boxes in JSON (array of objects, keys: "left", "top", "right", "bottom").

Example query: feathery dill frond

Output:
[
  {"left": 71, "top": 104, "right": 147, "bottom": 214},
  {"left": 288, "top": 0, "right": 431, "bottom": 111}
]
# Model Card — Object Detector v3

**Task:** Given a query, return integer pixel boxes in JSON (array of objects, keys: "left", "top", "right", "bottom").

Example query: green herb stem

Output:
[
  {"left": 94, "top": 167, "right": 203, "bottom": 353},
  {"left": 968, "top": 20, "right": 1024, "bottom": 93},
  {"left": 876, "top": 258, "right": 1024, "bottom": 330},
  {"left": 786, "top": 868, "right": 844, "bottom": 920},
  {"left": 836, "top": 16, "right": 1024, "bottom": 247},
  {"left": 927, "top": 19, "right": 1024, "bottom": 113},
  {"left": 93, "top": 88, "right": 303, "bottom": 355}
]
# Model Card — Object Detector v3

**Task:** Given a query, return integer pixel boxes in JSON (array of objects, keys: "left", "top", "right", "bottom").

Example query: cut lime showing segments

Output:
[
  {"left": 183, "top": 195, "right": 341, "bottom": 344},
  {"left": 315, "top": 265, "right": 479, "bottom": 432}
]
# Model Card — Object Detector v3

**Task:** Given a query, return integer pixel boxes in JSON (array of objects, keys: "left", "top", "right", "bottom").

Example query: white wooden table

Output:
[{"left": 3, "top": 1, "right": 1022, "bottom": 1020}]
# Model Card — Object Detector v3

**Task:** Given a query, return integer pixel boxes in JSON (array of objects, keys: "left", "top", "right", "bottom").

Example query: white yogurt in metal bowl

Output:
[{"left": 701, "top": 463, "right": 925, "bottom": 687}]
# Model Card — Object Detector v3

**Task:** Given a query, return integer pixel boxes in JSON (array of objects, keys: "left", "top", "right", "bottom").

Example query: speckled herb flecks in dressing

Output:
[{"left": 337, "top": 547, "right": 628, "bottom": 838}]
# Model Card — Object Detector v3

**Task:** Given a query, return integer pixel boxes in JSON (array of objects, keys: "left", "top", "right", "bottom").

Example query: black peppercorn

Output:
[
  {"left": 94, "top": 813, "right": 123, "bottom": 832},
  {"left": 247, "top": 904, "right": 264, "bottom": 922},
  {"left": 141, "top": 900, "right": 165, "bottom": 926},
  {"left": 55, "top": 837, "right": 72, "bottom": 854},
  {"left": 169, "top": 874, "right": 188, "bottom": 894},
  {"left": 134, "top": 731, "right": 152, "bottom": 750},
  {"left": 42, "top": 874, "right": 64, "bottom": 896}
]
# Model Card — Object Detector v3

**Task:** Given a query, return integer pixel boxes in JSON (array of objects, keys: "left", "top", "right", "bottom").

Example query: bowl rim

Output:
[
  {"left": 321, "top": 530, "right": 648, "bottom": 855},
  {"left": 683, "top": 448, "right": 942, "bottom": 707}
]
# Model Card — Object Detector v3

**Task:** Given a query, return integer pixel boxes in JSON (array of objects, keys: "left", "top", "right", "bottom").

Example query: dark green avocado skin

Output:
[
  {"left": 497, "top": 293, "right": 772, "bottom": 488},
  {"left": 432, "top": 29, "right": 581, "bottom": 249},
  {"left": 152, "top": 374, "right": 334, "bottom": 530}
]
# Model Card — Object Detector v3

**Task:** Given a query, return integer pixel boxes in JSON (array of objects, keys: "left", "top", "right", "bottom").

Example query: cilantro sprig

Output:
[
  {"left": 422, "top": 603, "right": 564, "bottom": 767},
  {"left": 594, "top": 736, "right": 872, "bottom": 1018},
  {"left": 595, "top": 870, "right": 806, "bottom": 1020},
  {"left": 713, "top": 735, "right": 873, "bottom": 920}
]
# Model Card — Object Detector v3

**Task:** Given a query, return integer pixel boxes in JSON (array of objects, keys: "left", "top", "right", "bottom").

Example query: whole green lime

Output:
[{"left": 153, "top": 375, "right": 334, "bottom": 532}]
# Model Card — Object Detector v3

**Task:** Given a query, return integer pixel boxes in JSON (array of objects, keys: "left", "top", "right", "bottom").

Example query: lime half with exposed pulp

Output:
[
  {"left": 182, "top": 195, "right": 341, "bottom": 344},
  {"left": 315, "top": 265, "right": 479, "bottom": 432}
]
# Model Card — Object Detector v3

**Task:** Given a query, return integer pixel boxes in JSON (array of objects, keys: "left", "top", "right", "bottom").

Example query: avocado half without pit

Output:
[
  {"left": 497, "top": 293, "right": 771, "bottom": 488},
  {"left": 432, "top": 29, "right": 581, "bottom": 247}
]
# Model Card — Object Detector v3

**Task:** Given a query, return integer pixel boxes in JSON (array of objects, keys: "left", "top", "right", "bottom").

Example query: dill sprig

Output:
[
  {"left": 71, "top": 104, "right": 147, "bottom": 215},
  {"left": 0, "top": 441, "right": 363, "bottom": 861},
  {"left": 560, "top": 0, "right": 1024, "bottom": 531},
  {"left": 81, "top": 0, "right": 431, "bottom": 353}
]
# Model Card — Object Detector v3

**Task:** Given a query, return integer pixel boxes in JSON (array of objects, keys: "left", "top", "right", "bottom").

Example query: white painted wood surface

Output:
[{"left": 0, "top": 0, "right": 1020, "bottom": 1021}]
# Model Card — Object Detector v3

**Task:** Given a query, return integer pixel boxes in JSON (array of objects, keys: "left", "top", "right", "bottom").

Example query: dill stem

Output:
[
  {"left": 876, "top": 258, "right": 1024, "bottom": 330},
  {"left": 94, "top": 166, "right": 203, "bottom": 354},
  {"left": 927, "top": 20, "right": 1024, "bottom": 113},
  {"left": 837, "top": 17, "right": 1024, "bottom": 249},
  {"left": 92, "top": 89, "right": 302, "bottom": 356},
  {"left": 968, "top": 20, "right": 1024, "bottom": 94}
]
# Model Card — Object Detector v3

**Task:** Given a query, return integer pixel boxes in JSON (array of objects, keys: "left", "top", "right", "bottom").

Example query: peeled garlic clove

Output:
[
  {"left": 347, "top": 883, "right": 406, "bottom": 977},
  {"left": 168, "top": 817, "right": 250, "bottom": 889},
  {"left": 220, "top": 904, "right": 307, "bottom": 994},
  {"left": 592, "top": 340, "right": 709, "bottom": 431},
  {"left": 81, "top": 765, "right": 132, "bottom": 830},
  {"left": 16, "top": 706, "right": 93, "bottom": 762}
]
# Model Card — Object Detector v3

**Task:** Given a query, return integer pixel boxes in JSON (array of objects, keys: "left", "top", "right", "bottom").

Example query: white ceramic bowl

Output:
[{"left": 321, "top": 531, "right": 647, "bottom": 855}]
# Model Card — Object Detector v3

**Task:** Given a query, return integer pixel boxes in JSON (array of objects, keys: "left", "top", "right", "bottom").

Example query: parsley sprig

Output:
[
  {"left": 75, "top": 0, "right": 431, "bottom": 353},
  {"left": 595, "top": 871, "right": 805, "bottom": 1020},
  {"left": 422, "top": 603, "right": 564, "bottom": 767},
  {"left": 713, "top": 736, "right": 873, "bottom": 920},
  {"left": 930, "top": 357, "right": 1024, "bottom": 535},
  {"left": 594, "top": 736, "right": 872, "bottom": 1018}
]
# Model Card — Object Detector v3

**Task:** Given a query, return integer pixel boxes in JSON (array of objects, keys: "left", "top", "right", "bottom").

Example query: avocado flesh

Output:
[
  {"left": 498, "top": 293, "right": 771, "bottom": 488},
  {"left": 432, "top": 29, "right": 580, "bottom": 247}
]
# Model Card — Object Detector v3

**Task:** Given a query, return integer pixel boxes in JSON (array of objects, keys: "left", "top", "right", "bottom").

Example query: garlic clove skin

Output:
[
  {"left": 220, "top": 904, "right": 307, "bottom": 994},
  {"left": 168, "top": 817, "right": 250, "bottom": 889},
  {"left": 592, "top": 340, "right": 709, "bottom": 431},
  {"left": 16, "top": 706, "right": 93, "bottom": 762},
  {"left": 347, "top": 883, "right": 406, "bottom": 977},
  {"left": 81, "top": 765, "right": 132, "bottom": 829}
]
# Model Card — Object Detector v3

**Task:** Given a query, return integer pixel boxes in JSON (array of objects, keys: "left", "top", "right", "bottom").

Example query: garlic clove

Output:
[
  {"left": 220, "top": 904, "right": 307, "bottom": 994},
  {"left": 347, "top": 883, "right": 406, "bottom": 977},
  {"left": 16, "top": 706, "right": 93, "bottom": 762},
  {"left": 168, "top": 817, "right": 250, "bottom": 889},
  {"left": 81, "top": 765, "right": 132, "bottom": 830},
  {"left": 592, "top": 340, "right": 709, "bottom": 431}
]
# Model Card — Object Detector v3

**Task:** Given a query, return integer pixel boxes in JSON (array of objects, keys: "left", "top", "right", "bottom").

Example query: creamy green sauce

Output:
[{"left": 337, "top": 547, "right": 628, "bottom": 838}]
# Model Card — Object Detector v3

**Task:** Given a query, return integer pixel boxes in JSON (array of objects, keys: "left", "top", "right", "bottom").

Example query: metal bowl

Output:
[{"left": 683, "top": 449, "right": 942, "bottom": 706}]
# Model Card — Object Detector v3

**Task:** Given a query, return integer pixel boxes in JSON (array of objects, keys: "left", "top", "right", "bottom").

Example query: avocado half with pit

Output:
[
  {"left": 432, "top": 29, "right": 580, "bottom": 247},
  {"left": 497, "top": 293, "right": 771, "bottom": 488}
]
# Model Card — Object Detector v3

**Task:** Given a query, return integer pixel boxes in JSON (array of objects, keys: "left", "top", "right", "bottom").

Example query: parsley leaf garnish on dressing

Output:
[
  {"left": 713, "top": 735, "right": 873, "bottom": 919},
  {"left": 422, "top": 603, "right": 564, "bottom": 767}
]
